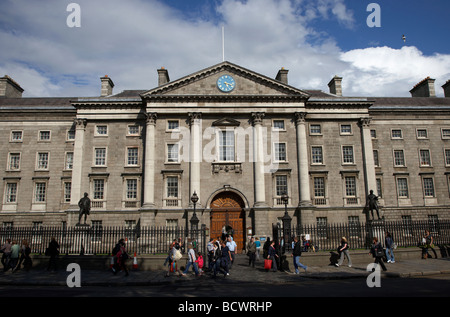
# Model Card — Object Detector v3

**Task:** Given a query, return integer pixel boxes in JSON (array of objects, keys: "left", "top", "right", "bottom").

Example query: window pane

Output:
[
  {"left": 345, "top": 176, "right": 356, "bottom": 196},
  {"left": 127, "top": 148, "right": 139, "bottom": 165},
  {"left": 167, "top": 177, "right": 178, "bottom": 197},
  {"left": 397, "top": 178, "right": 409, "bottom": 197},
  {"left": 6, "top": 183, "right": 17, "bottom": 203},
  {"left": 95, "top": 148, "right": 106, "bottom": 166},
  {"left": 219, "top": 130, "right": 235, "bottom": 161},
  {"left": 394, "top": 150, "right": 405, "bottom": 166},
  {"left": 310, "top": 125, "right": 321, "bottom": 134},
  {"left": 275, "top": 143, "right": 286, "bottom": 161},
  {"left": 37, "top": 153, "right": 49, "bottom": 169},
  {"left": 273, "top": 120, "right": 285, "bottom": 130},
  {"left": 8, "top": 153, "right": 20, "bottom": 170},
  {"left": 312, "top": 147, "right": 323, "bottom": 164},
  {"left": 65, "top": 152, "right": 73, "bottom": 170},
  {"left": 93, "top": 179, "right": 104, "bottom": 200},
  {"left": 423, "top": 178, "right": 434, "bottom": 197},
  {"left": 276, "top": 175, "right": 287, "bottom": 196},
  {"left": 35, "top": 183, "right": 46, "bottom": 202},
  {"left": 314, "top": 177, "right": 325, "bottom": 197},
  {"left": 167, "top": 144, "right": 179, "bottom": 162},
  {"left": 126, "top": 179, "right": 137, "bottom": 199},
  {"left": 420, "top": 150, "right": 431, "bottom": 166},
  {"left": 342, "top": 146, "right": 354, "bottom": 164}
]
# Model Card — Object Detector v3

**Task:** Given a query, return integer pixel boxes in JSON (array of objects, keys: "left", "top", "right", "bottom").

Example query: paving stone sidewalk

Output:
[{"left": 1, "top": 255, "right": 449, "bottom": 287}]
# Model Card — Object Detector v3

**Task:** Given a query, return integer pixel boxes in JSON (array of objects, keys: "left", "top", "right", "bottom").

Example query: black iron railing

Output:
[
  {"left": 276, "top": 220, "right": 450, "bottom": 252},
  {"left": 0, "top": 226, "right": 208, "bottom": 256}
]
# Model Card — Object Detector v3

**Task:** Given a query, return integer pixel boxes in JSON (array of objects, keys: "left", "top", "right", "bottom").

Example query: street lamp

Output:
[
  {"left": 281, "top": 192, "right": 292, "bottom": 252},
  {"left": 190, "top": 192, "right": 199, "bottom": 237}
]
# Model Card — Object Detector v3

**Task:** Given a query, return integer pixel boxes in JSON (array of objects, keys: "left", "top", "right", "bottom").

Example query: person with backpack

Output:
[
  {"left": 112, "top": 239, "right": 130, "bottom": 276},
  {"left": 369, "top": 237, "right": 387, "bottom": 271},
  {"left": 335, "top": 237, "right": 352, "bottom": 268}
]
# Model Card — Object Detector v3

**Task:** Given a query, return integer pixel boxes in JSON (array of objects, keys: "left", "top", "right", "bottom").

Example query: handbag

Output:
[
  {"left": 174, "top": 249, "right": 182, "bottom": 261},
  {"left": 264, "top": 259, "right": 272, "bottom": 270},
  {"left": 170, "top": 262, "right": 177, "bottom": 272}
]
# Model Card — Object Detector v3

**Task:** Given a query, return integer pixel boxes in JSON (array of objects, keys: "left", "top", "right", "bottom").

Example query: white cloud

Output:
[{"left": 0, "top": 0, "right": 448, "bottom": 98}]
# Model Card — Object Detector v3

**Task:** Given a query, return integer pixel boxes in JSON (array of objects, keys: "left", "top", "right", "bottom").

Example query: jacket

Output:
[{"left": 293, "top": 241, "right": 303, "bottom": 256}]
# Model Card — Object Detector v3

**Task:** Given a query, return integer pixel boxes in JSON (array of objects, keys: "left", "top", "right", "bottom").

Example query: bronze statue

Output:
[
  {"left": 78, "top": 192, "right": 91, "bottom": 224},
  {"left": 366, "top": 190, "right": 380, "bottom": 220}
]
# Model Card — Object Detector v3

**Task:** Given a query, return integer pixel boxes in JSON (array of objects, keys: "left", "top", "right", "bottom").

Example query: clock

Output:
[{"left": 217, "top": 75, "right": 236, "bottom": 92}]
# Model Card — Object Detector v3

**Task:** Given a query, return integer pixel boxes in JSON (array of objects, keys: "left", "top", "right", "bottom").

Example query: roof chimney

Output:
[
  {"left": 442, "top": 80, "right": 450, "bottom": 98},
  {"left": 276, "top": 67, "right": 289, "bottom": 84},
  {"left": 328, "top": 75, "right": 342, "bottom": 96},
  {"left": 158, "top": 67, "right": 170, "bottom": 86},
  {"left": 0, "top": 75, "right": 24, "bottom": 98},
  {"left": 410, "top": 77, "right": 436, "bottom": 97},
  {"left": 100, "top": 75, "right": 114, "bottom": 97}
]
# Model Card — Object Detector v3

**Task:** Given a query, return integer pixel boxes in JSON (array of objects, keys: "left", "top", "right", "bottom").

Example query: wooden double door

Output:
[{"left": 210, "top": 192, "right": 245, "bottom": 251}]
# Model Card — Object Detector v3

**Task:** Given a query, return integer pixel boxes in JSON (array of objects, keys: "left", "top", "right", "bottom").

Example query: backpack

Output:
[{"left": 112, "top": 244, "right": 121, "bottom": 256}]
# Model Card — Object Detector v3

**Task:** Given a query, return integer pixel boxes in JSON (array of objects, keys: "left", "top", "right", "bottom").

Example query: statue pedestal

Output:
[
  {"left": 367, "top": 219, "right": 385, "bottom": 246},
  {"left": 74, "top": 223, "right": 91, "bottom": 255}
]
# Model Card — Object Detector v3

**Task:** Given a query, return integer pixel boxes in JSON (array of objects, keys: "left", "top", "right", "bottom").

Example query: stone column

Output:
[
  {"left": 142, "top": 112, "right": 157, "bottom": 208},
  {"left": 360, "top": 117, "right": 377, "bottom": 196},
  {"left": 251, "top": 112, "right": 267, "bottom": 207},
  {"left": 188, "top": 112, "right": 202, "bottom": 206},
  {"left": 70, "top": 119, "right": 87, "bottom": 207},
  {"left": 295, "top": 112, "right": 312, "bottom": 206}
]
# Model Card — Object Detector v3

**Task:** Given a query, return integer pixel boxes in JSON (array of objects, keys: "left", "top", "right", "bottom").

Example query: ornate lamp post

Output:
[
  {"left": 190, "top": 192, "right": 199, "bottom": 240},
  {"left": 281, "top": 192, "right": 292, "bottom": 251}
]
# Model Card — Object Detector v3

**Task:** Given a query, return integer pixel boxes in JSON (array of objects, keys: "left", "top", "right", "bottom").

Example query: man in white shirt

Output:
[{"left": 226, "top": 236, "right": 237, "bottom": 268}]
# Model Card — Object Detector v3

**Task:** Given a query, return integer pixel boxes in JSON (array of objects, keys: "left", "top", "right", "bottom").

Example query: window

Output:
[
  {"left": 273, "top": 120, "right": 285, "bottom": 130},
  {"left": 63, "top": 182, "right": 71, "bottom": 203},
  {"left": 166, "top": 176, "right": 179, "bottom": 198},
  {"left": 65, "top": 152, "right": 73, "bottom": 170},
  {"left": 34, "top": 182, "right": 46, "bottom": 202},
  {"left": 313, "top": 177, "right": 325, "bottom": 198},
  {"left": 419, "top": 149, "right": 431, "bottom": 166},
  {"left": 391, "top": 129, "right": 403, "bottom": 139},
  {"left": 91, "top": 221, "right": 103, "bottom": 242},
  {"left": 310, "top": 124, "right": 321, "bottom": 135},
  {"left": 274, "top": 143, "right": 287, "bottom": 162},
  {"left": 166, "top": 219, "right": 179, "bottom": 228},
  {"left": 376, "top": 178, "right": 383, "bottom": 198},
  {"left": 428, "top": 215, "right": 440, "bottom": 235},
  {"left": 218, "top": 130, "right": 235, "bottom": 161},
  {"left": 348, "top": 216, "right": 361, "bottom": 237},
  {"left": 340, "top": 124, "right": 352, "bottom": 135},
  {"left": 94, "top": 148, "right": 107, "bottom": 166},
  {"left": 417, "top": 129, "right": 428, "bottom": 139},
  {"left": 7, "top": 153, "right": 21, "bottom": 171},
  {"left": 423, "top": 178, "right": 435, "bottom": 197},
  {"left": 275, "top": 175, "right": 288, "bottom": 196},
  {"left": 67, "top": 129, "right": 75, "bottom": 141},
  {"left": 370, "top": 129, "right": 377, "bottom": 138},
  {"left": 5, "top": 183, "right": 18, "bottom": 203},
  {"left": 397, "top": 178, "right": 409, "bottom": 198},
  {"left": 127, "top": 147, "right": 139, "bottom": 166},
  {"left": 442, "top": 128, "right": 450, "bottom": 139},
  {"left": 393, "top": 150, "right": 405, "bottom": 167},
  {"left": 127, "top": 125, "right": 140, "bottom": 136},
  {"left": 96, "top": 125, "right": 108, "bottom": 136},
  {"left": 311, "top": 146, "right": 323, "bottom": 164},
  {"left": 402, "top": 215, "right": 413, "bottom": 236},
  {"left": 167, "top": 120, "right": 180, "bottom": 131},
  {"left": 10, "top": 131, "right": 22, "bottom": 142},
  {"left": 373, "top": 150, "right": 379, "bottom": 167},
  {"left": 445, "top": 149, "right": 450, "bottom": 166},
  {"left": 317, "top": 217, "right": 328, "bottom": 238},
  {"left": 93, "top": 179, "right": 105, "bottom": 200},
  {"left": 167, "top": 144, "right": 179, "bottom": 163},
  {"left": 342, "top": 146, "right": 354, "bottom": 164},
  {"left": 39, "top": 130, "right": 51, "bottom": 141},
  {"left": 126, "top": 179, "right": 138, "bottom": 200},
  {"left": 36, "top": 152, "right": 49, "bottom": 170},
  {"left": 345, "top": 176, "right": 357, "bottom": 198}
]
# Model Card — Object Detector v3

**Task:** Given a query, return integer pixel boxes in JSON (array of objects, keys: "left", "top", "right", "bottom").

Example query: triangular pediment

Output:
[
  {"left": 211, "top": 118, "right": 241, "bottom": 127},
  {"left": 140, "top": 61, "right": 310, "bottom": 101}
]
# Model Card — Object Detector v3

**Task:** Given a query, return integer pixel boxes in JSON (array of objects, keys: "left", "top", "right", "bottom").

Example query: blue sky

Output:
[{"left": 0, "top": 0, "right": 449, "bottom": 97}]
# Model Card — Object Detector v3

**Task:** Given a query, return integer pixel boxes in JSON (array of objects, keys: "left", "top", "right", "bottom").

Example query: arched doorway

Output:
[{"left": 210, "top": 191, "right": 246, "bottom": 251}]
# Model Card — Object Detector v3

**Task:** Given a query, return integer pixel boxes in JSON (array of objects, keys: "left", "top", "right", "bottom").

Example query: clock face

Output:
[{"left": 217, "top": 75, "right": 236, "bottom": 92}]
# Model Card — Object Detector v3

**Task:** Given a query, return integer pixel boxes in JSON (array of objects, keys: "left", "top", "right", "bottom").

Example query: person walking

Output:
[
  {"left": 422, "top": 230, "right": 437, "bottom": 259},
  {"left": 335, "top": 237, "right": 352, "bottom": 268},
  {"left": 1, "top": 239, "right": 12, "bottom": 272},
  {"left": 263, "top": 237, "right": 271, "bottom": 260},
  {"left": 46, "top": 237, "right": 60, "bottom": 272},
  {"left": 267, "top": 240, "right": 279, "bottom": 272},
  {"left": 385, "top": 232, "right": 395, "bottom": 263},
  {"left": 113, "top": 239, "right": 130, "bottom": 276},
  {"left": 370, "top": 237, "right": 387, "bottom": 271},
  {"left": 246, "top": 237, "right": 256, "bottom": 268},
  {"left": 9, "top": 240, "right": 20, "bottom": 272},
  {"left": 226, "top": 236, "right": 237, "bottom": 269},
  {"left": 255, "top": 237, "right": 261, "bottom": 261},
  {"left": 182, "top": 244, "right": 200, "bottom": 277},
  {"left": 15, "top": 239, "right": 32, "bottom": 272},
  {"left": 292, "top": 236, "right": 307, "bottom": 274},
  {"left": 166, "top": 243, "right": 184, "bottom": 277},
  {"left": 219, "top": 240, "right": 232, "bottom": 277}
]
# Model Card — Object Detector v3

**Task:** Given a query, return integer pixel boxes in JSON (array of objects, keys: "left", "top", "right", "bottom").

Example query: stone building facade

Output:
[{"left": 1, "top": 62, "right": 450, "bottom": 250}]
